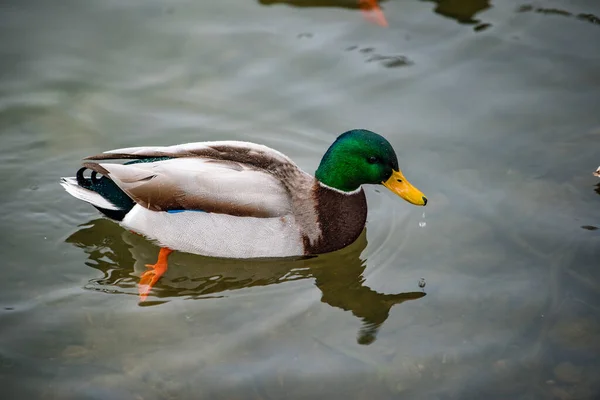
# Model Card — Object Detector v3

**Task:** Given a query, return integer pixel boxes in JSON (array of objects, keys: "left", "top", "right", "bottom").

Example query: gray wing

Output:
[{"left": 85, "top": 157, "right": 294, "bottom": 218}]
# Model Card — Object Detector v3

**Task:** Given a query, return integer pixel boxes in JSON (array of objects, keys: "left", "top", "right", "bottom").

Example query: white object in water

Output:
[{"left": 419, "top": 212, "right": 427, "bottom": 228}]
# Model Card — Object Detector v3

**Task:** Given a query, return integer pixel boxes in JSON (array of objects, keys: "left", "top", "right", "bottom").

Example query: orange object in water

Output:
[
  {"left": 138, "top": 247, "right": 173, "bottom": 301},
  {"left": 358, "top": 0, "right": 388, "bottom": 27}
]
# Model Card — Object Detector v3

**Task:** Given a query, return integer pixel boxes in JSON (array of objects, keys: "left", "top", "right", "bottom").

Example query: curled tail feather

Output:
[{"left": 60, "top": 165, "right": 135, "bottom": 221}]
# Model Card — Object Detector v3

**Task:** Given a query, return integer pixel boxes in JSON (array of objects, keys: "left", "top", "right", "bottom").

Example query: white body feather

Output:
[{"left": 121, "top": 205, "right": 304, "bottom": 258}]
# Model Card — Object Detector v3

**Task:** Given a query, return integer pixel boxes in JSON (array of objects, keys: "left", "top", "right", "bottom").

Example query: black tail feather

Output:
[
  {"left": 92, "top": 206, "right": 130, "bottom": 221},
  {"left": 77, "top": 166, "right": 135, "bottom": 221}
]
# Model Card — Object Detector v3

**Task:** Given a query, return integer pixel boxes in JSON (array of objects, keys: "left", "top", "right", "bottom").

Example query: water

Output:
[{"left": 1, "top": 0, "right": 599, "bottom": 399}]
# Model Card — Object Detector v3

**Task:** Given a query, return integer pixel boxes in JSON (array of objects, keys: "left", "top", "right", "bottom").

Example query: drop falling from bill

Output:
[{"left": 419, "top": 212, "right": 426, "bottom": 228}]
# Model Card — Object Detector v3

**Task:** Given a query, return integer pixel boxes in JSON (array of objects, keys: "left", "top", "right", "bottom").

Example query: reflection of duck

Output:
[
  {"left": 259, "top": 0, "right": 388, "bottom": 26},
  {"left": 259, "top": 0, "right": 492, "bottom": 27},
  {"left": 67, "top": 218, "right": 426, "bottom": 345},
  {"left": 60, "top": 130, "right": 427, "bottom": 300}
]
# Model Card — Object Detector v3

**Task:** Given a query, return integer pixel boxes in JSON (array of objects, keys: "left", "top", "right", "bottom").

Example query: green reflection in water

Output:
[{"left": 66, "top": 218, "right": 425, "bottom": 345}]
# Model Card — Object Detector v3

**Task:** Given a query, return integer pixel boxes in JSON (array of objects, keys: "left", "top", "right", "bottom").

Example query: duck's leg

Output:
[
  {"left": 138, "top": 247, "right": 173, "bottom": 301},
  {"left": 358, "top": 0, "right": 388, "bottom": 27}
]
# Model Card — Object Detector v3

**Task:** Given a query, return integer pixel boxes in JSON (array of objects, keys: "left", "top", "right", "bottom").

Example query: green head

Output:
[{"left": 315, "top": 129, "right": 427, "bottom": 206}]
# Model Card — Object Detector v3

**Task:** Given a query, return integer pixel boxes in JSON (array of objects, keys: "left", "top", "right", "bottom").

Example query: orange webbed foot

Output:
[
  {"left": 138, "top": 247, "right": 173, "bottom": 302},
  {"left": 358, "top": 0, "right": 388, "bottom": 27}
]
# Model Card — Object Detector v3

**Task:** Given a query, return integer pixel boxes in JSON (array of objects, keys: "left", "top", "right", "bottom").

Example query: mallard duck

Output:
[{"left": 61, "top": 129, "right": 427, "bottom": 300}]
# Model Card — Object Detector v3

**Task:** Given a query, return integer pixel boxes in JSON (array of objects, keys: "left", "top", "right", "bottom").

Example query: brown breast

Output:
[{"left": 304, "top": 183, "right": 368, "bottom": 255}]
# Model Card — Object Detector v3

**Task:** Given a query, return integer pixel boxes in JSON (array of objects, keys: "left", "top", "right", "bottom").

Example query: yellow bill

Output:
[{"left": 382, "top": 170, "right": 427, "bottom": 206}]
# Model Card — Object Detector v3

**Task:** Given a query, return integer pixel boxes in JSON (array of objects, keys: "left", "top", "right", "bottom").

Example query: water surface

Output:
[{"left": 1, "top": 0, "right": 599, "bottom": 399}]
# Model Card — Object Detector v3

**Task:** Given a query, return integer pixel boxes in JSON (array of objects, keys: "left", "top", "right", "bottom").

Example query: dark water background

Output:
[{"left": 1, "top": 0, "right": 599, "bottom": 399}]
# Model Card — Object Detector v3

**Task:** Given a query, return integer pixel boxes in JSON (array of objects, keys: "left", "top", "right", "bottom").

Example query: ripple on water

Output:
[{"left": 1, "top": 0, "right": 600, "bottom": 399}]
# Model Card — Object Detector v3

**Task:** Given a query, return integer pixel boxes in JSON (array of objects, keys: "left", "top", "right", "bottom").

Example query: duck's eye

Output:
[{"left": 367, "top": 156, "right": 378, "bottom": 164}]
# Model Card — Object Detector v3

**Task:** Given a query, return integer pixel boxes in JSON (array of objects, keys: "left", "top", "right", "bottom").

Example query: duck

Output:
[{"left": 60, "top": 129, "right": 427, "bottom": 300}]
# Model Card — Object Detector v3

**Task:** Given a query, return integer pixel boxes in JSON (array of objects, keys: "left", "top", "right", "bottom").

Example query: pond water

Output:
[{"left": 1, "top": 0, "right": 599, "bottom": 399}]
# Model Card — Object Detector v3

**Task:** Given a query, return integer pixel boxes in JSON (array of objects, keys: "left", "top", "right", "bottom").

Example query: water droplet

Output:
[
  {"left": 419, "top": 213, "right": 426, "bottom": 227},
  {"left": 418, "top": 278, "right": 426, "bottom": 288}
]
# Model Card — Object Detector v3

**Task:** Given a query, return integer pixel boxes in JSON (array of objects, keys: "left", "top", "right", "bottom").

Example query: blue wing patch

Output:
[{"left": 166, "top": 209, "right": 207, "bottom": 214}]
